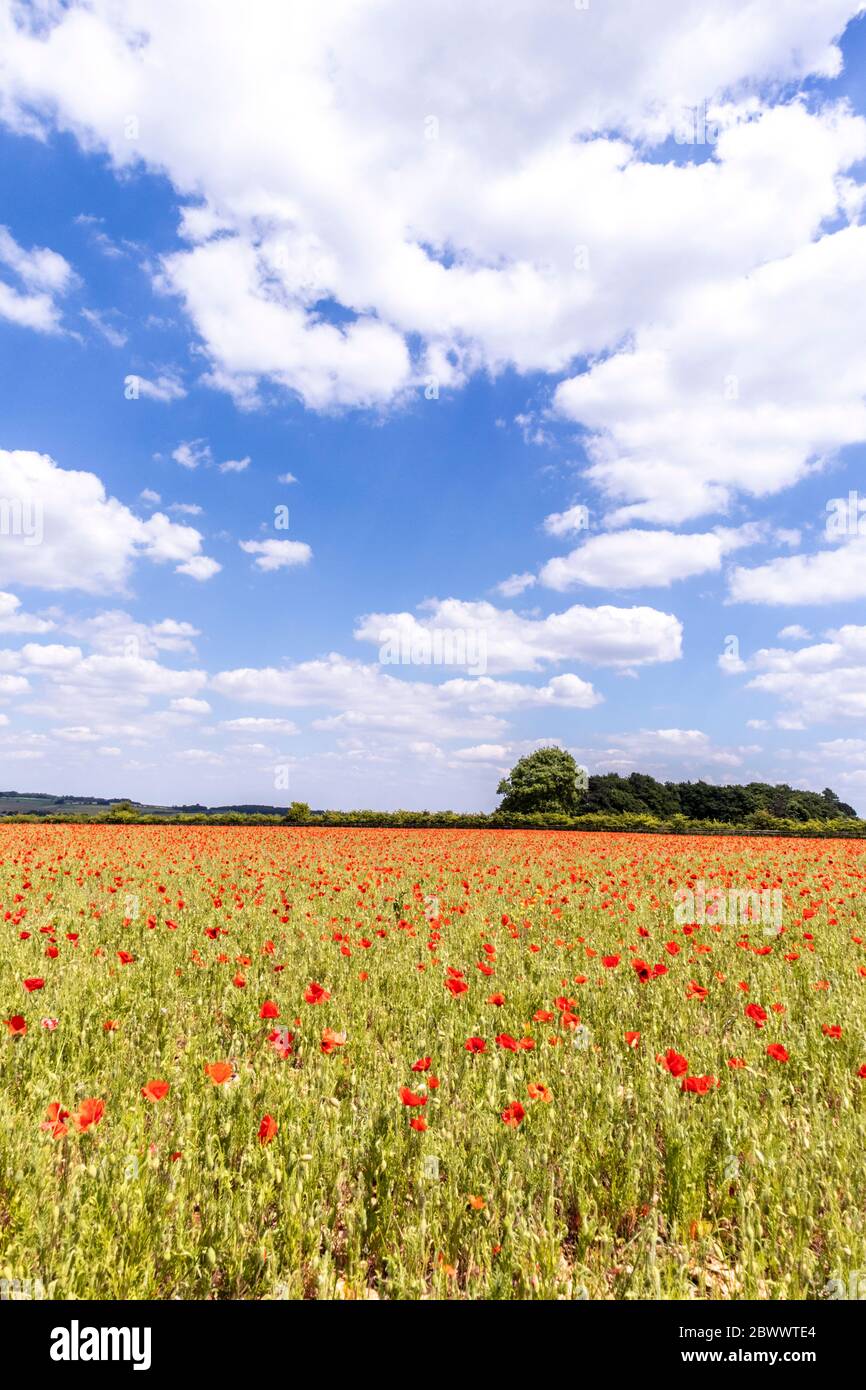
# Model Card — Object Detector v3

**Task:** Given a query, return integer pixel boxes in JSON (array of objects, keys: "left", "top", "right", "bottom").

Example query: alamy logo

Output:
[
  {"left": 674, "top": 880, "right": 782, "bottom": 933},
  {"left": 378, "top": 626, "right": 487, "bottom": 675},
  {"left": 50, "top": 1320, "right": 152, "bottom": 1371}
]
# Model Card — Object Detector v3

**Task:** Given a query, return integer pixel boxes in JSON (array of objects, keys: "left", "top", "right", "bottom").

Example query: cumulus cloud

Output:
[
  {"left": 452, "top": 744, "right": 510, "bottom": 763},
  {"left": 0, "top": 591, "right": 54, "bottom": 635},
  {"left": 172, "top": 440, "right": 212, "bottom": 470},
  {"left": 212, "top": 654, "right": 600, "bottom": 740},
  {"left": 728, "top": 537, "right": 866, "bottom": 605},
  {"left": 219, "top": 716, "right": 299, "bottom": 735},
  {"left": 540, "top": 525, "right": 760, "bottom": 591},
  {"left": 583, "top": 727, "right": 748, "bottom": 775},
  {"left": 0, "top": 224, "right": 75, "bottom": 333},
  {"left": 494, "top": 572, "right": 536, "bottom": 598},
  {"left": 64, "top": 611, "right": 200, "bottom": 658},
  {"left": 354, "top": 597, "right": 682, "bottom": 673},
  {"left": 1, "top": 1, "right": 863, "bottom": 414},
  {"left": 555, "top": 216, "right": 866, "bottom": 526},
  {"left": 239, "top": 539, "right": 312, "bottom": 572},
  {"left": 723, "top": 624, "right": 866, "bottom": 725},
  {"left": 135, "top": 373, "right": 187, "bottom": 402},
  {"left": 0, "top": 449, "right": 220, "bottom": 592}
]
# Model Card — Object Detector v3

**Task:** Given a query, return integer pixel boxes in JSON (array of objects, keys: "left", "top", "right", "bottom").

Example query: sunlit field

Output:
[{"left": 2, "top": 824, "right": 865, "bottom": 1301}]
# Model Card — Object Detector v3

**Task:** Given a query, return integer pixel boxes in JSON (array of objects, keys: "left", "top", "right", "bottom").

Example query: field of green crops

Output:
[{"left": 2, "top": 824, "right": 865, "bottom": 1300}]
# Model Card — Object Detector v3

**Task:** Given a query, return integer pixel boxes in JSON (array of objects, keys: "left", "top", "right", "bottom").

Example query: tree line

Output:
[{"left": 496, "top": 747, "right": 858, "bottom": 823}]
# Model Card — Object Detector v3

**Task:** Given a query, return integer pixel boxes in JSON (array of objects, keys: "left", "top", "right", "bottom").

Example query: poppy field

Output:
[{"left": 1, "top": 824, "right": 865, "bottom": 1301}]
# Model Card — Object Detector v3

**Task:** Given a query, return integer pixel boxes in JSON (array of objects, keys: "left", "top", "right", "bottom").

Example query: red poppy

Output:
[
  {"left": 822, "top": 1025, "right": 842, "bottom": 1039},
  {"left": 409, "top": 1116, "right": 427, "bottom": 1131},
  {"left": 445, "top": 977, "right": 469, "bottom": 996},
  {"left": 204, "top": 1061, "right": 234, "bottom": 1084},
  {"left": 321, "top": 1027, "right": 347, "bottom": 1054},
  {"left": 117, "top": 951, "right": 135, "bottom": 965},
  {"left": 681, "top": 1075, "right": 718, "bottom": 1094},
  {"left": 465, "top": 1036, "right": 487, "bottom": 1054},
  {"left": 527, "top": 1082, "right": 552, "bottom": 1102},
  {"left": 411, "top": 1056, "right": 431, "bottom": 1072},
  {"left": 260, "top": 1000, "right": 280, "bottom": 1019},
  {"left": 72, "top": 1097, "right": 105, "bottom": 1133},
  {"left": 745, "top": 1003, "right": 767, "bottom": 1028},
  {"left": 658, "top": 1048, "right": 688, "bottom": 1077},
  {"left": 141, "top": 1079, "right": 170, "bottom": 1103},
  {"left": 487, "top": 993, "right": 505, "bottom": 1007},
  {"left": 727, "top": 1057, "right": 746, "bottom": 1069},
  {"left": 501, "top": 1100, "right": 525, "bottom": 1127},
  {"left": 23, "top": 978, "right": 44, "bottom": 993},
  {"left": 267, "top": 1027, "right": 294, "bottom": 1059},
  {"left": 258, "top": 1114, "right": 278, "bottom": 1144},
  {"left": 495, "top": 1033, "right": 518, "bottom": 1052},
  {"left": 399, "top": 1086, "right": 427, "bottom": 1107},
  {"left": 766, "top": 1044, "right": 789, "bottom": 1063},
  {"left": 624, "top": 1031, "right": 641, "bottom": 1049},
  {"left": 4, "top": 1014, "right": 26, "bottom": 1036},
  {"left": 303, "top": 981, "right": 330, "bottom": 1005},
  {"left": 40, "top": 1101, "right": 69, "bottom": 1139},
  {"left": 601, "top": 956, "right": 620, "bottom": 969}
]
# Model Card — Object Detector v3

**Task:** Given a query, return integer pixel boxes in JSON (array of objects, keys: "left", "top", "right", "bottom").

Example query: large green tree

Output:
[{"left": 496, "top": 746, "right": 583, "bottom": 815}]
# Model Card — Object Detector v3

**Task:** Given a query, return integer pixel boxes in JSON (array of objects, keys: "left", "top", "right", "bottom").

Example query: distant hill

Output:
[{"left": 0, "top": 791, "right": 307, "bottom": 817}]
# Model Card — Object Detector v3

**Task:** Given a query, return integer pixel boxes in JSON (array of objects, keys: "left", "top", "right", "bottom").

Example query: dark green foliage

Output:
[
  {"left": 496, "top": 747, "right": 583, "bottom": 815},
  {"left": 579, "top": 772, "right": 856, "bottom": 823}
]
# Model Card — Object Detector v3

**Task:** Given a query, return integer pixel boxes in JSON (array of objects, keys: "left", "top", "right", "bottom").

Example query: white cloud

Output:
[
  {"left": 0, "top": 591, "right": 54, "bottom": 634},
  {"left": 176, "top": 555, "right": 221, "bottom": 581},
  {"left": 452, "top": 744, "right": 510, "bottom": 763},
  {"left": 543, "top": 505, "right": 591, "bottom": 539},
  {"left": 212, "top": 654, "right": 600, "bottom": 740},
  {"left": 585, "top": 727, "right": 748, "bottom": 775},
  {"left": 21, "top": 642, "right": 82, "bottom": 669},
  {"left": 0, "top": 449, "right": 219, "bottom": 591},
  {"left": 727, "top": 624, "right": 866, "bottom": 725},
  {"left": 494, "top": 572, "right": 536, "bottom": 598},
  {"left": 0, "top": 225, "right": 74, "bottom": 333},
  {"left": 2, "top": 2, "right": 863, "bottom": 411},
  {"left": 64, "top": 611, "right": 199, "bottom": 657},
  {"left": 172, "top": 439, "right": 212, "bottom": 469},
  {"left": 240, "top": 539, "right": 312, "bottom": 571},
  {"left": 277, "top": 472, "right": 298, "bottom": 484},
  {"left": 0, "top": 673, "right": 29, "bottom": 697},
  {"left": 729, "top": 537, "right": 866, "bottom": 605},
  {"left": 354, "top": 597, "right": 681, "bottom": 673},
  {"left": 219, "top": 716, "right": 299, "bottom": 735},
  {"left": 555, "top": 219, "right": 866, "bottom": 526},
  {"left": 170, "top": 697, "right": 211, "bottom": 714},
  {"left": 81, "top": 306, "right": 127, "bottom": 347},
  {"left": 219, "top": 455, "right": 250, "bottom": 474},
  {"left": 136, "top": 373, "right": 187, "bottom": 402},
  {"left": 540, "top": 525, "right": 759, "bottom": 591}
]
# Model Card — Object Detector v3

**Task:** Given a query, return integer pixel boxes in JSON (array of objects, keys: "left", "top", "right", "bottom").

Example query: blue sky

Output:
[{"left": 2, "top": 0, "right": 866, "bottom": 811}]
